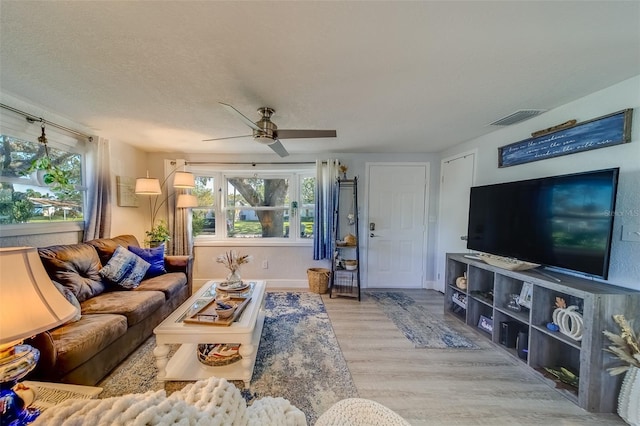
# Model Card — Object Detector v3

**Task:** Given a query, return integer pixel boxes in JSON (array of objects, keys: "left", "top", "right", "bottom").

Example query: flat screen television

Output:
[{"left": 466, "top": 168, "right": 619, "bottom": 279}]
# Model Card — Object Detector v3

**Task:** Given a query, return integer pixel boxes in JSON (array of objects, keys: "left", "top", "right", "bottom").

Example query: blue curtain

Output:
[
  {"left": 84, "top": 137, "right": 112, "bottom": 240},
  {"left": 313, "top": 159, "right": 338, "bottom": 260}
]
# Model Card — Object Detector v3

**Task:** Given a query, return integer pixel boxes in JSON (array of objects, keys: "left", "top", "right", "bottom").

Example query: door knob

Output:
[{"left": 370, "top": 233, "right": 379, "bottom": 237}]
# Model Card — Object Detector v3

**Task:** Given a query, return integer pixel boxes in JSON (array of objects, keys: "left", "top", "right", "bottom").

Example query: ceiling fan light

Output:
[
  {"left": 135, "top": 177, "right": 162, "bottom": 195},
  {"left": 173, "top": 171, "right": 195, "bottom": 189},
  {"left": 254, "top": 135, "right": 276, "bottom": 145}
]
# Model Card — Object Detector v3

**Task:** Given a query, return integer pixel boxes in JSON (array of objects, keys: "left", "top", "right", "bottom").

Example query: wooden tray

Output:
[{"left": 183, "top": 296, "right": 252, "bottom": 326}]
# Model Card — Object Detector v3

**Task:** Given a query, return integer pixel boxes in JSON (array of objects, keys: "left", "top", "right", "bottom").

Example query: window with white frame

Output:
[
  {"left": 189, "top": 167, "right": 315, "bottom": 242},
  {"left": 0, "top": 134, "right": 84, "bottom": 225}
]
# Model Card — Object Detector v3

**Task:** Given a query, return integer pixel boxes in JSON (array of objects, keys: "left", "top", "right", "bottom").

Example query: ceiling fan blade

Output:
[
  {"left": 275, "top": 129, "right": 337, "bottom": 139},
  {"left": 219, "top": 102, "right": 261, "bottom": 131},
  {"left": 268, "top": 139, "right": 289, "bottom": 157},
  {"left": 202, "top": 134, "right": 252, "bottom": 142}
]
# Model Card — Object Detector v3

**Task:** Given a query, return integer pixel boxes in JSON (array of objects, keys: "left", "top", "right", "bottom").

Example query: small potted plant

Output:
[
  {"left": 24, "top": 156, "right": 74, "bottom": 193},
  {"left": 145, "top": 220, "right": 171, "bottom": 247}
]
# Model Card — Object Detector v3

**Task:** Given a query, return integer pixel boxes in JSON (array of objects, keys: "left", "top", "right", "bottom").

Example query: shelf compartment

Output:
[
  {"left": 446, "top": 260, "right": 468, "bottom": 289},
  {"left": 467, "top": 298, "right": 493, "bottom": 338},
  {"left": 531, "top": 324, "right": 581, "bottom": 350},
  {"left": 494, "top": 305, "right": 530, "bottom": 324},
  {"left": 493, "top": 310, "right": 528, "bottom": 354},
  {"left": 467, "top": 265, "right": 494, "bottom": 294},
  {"left": 529, "top": 328, "right": 581, "bottom": 399},
  {"left": 531, "top": 286, "right": 584, "bottom": 344}
]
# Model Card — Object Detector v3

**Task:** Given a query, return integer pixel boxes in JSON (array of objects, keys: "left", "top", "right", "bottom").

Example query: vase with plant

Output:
[
  {"left": 603, "top": 314, "right": 640, "bottom": 425},
  {"left": 145, "top": 220, "right": 171, "bottom": 247},
  {"left": 216, "top": 250, "right": 252, "bottom": 284}
]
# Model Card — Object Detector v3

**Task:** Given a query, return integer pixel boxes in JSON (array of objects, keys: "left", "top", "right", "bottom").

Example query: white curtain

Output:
[
  {"left": 313, "top": 159, "right": 339, "bottom": 260},
  {"left": 84, "top": 137, "right": 111, "bottom": 240},
  {"left": 167, "top": 159, "right": 192, "bottom": 256}
]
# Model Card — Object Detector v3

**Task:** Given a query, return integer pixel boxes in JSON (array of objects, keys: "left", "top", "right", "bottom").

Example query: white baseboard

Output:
[{"left": 192, "top": 278, "right": 309, "bottom": 293}]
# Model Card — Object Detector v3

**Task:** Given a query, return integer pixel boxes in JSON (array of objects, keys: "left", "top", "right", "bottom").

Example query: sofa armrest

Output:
[{"left": 165, "top": 255, "right": 193, "bottom": 294}]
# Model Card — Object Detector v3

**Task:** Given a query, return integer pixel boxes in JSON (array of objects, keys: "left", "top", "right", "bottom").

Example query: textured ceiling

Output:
[{"left": 1, "top": 1, "right": 639, "bottom": 156}]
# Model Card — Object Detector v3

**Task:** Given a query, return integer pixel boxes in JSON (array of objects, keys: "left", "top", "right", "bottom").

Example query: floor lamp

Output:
[
  {"left": 0, "top": 247, "right": 79, "bottom": 425},
  {"left": 135, "top": 169, "right": 196, "bottom": 229}
]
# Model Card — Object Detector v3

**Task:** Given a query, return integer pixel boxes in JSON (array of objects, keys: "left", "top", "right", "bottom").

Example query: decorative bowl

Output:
[
  {"left": 344, "top": 259, "right": 357, "bottom": 270},
  {"left": 214, "top": 300, "right": 236, "bottom": 319},
  {"left": 197, "top": 343, "right": 242, "bottom": 366}
]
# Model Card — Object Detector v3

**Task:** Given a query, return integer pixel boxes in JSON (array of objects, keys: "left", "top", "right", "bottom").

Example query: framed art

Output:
[
  {"left": 116, "top": 176, "right": 139, "bottom": 207},
  {"left": 518, "top": 282, "right": 533, "bottom": 309},
  {"left": 498, "top": 108, "right": 633, "bottom": 167}
]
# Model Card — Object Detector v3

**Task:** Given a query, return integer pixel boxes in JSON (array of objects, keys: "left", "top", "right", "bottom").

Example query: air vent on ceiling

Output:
[{"left": 489, "top": 109, "right": 547, "bottom": 126}]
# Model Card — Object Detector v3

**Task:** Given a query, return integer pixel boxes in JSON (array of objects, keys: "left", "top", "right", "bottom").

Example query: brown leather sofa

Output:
[{"left": 27, "top": 235, "right": 192, "bottom": 386}]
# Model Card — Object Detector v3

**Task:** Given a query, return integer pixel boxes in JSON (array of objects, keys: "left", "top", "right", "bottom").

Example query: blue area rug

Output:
[
  {"left": 98, "top": 292, "right": 357, "bottom": 425},
  {"left": 246, "top": 292, "right": 358, "bottom": 425},
  {"left": 367, "top": 291, "right": 479, "bottom": 349}
]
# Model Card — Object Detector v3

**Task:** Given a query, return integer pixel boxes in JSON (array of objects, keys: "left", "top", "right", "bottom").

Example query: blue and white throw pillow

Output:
[{"left": 99, "top": 245, "right": 150, "bottom": 289}]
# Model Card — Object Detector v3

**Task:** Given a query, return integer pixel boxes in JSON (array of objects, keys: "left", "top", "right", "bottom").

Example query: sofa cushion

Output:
[
  {"left": 81, "top": 290, "right": 165, "bottom": 326},
  {"left": 49, "top": 313, "right": 128, "bottom": 374},
  {"left": 99, "top": 246, "right": 150, "bottom": 289},
  {"left": 38, "top": 243, "right": 106, "bottom": 302},
  {"left": 86, "top": 235, "right": 140, "bottom": 266},
  {"left": 135, "top": 272, "right": 187, "bottom": 300},
  {"left": 128, "top": 244, "right": 167, "bottom": 278}
]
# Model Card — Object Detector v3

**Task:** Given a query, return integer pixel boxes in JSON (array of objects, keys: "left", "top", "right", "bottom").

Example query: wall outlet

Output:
[
  {"left": 262, "top": 260, "right": 269, "bottom": 269},
  {"left": 621, "top": 226, "right": 640, "bottom": 242}
]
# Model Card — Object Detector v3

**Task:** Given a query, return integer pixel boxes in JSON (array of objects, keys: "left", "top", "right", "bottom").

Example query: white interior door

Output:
[
  {"left": 435, "top": 152, "right": 475, "bottom": 292},
  {"left": 366, "top": 163, "right": 428, "bottom": 288}
]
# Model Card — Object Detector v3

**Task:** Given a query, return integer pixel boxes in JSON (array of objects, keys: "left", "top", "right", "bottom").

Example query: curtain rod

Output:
[
  {"left": 0, "top": 103, "right": 94, "bottom": 141},
  {"left": 172, "top": 160, "right": 324, "bottom": 166}
]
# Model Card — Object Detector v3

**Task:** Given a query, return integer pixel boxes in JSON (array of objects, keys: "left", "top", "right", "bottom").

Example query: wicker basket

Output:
[{"left": 307, "top": 268, "right": 331, "bottom": 294}]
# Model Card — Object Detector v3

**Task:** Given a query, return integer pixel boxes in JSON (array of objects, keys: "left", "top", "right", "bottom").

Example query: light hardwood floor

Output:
[{"left": 322, "top": 289, "right": 623, "bottom": 426}]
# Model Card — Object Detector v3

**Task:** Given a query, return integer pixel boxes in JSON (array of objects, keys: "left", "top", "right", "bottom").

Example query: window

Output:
[
  {"left": 0, "top": 134, "right": 84, "bottom": 225},
  {"left": 189, "top": 167, "right": 315, "bottom": 243}
]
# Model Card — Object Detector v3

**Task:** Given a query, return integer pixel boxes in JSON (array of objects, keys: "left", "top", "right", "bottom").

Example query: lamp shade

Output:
[
  {"left": 177, "top": 194, "right": 198, "bottom": 208},
  {"left": 135, "top": 177, "right": 162, "bottom": 195},
  {"left": 0, "top": 247, "right": 78, "bottom": 346},
  {"left": 173, "top": 171, "right": 195, "bottom": 189}
]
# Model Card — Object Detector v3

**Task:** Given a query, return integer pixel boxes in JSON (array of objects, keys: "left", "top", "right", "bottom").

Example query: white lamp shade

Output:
[
  {"left": 0, "top": 247, "right": 79, "bottom": 346},
  {"left": 135, "top": 177, "right": 162, "bottom": 195},
  {"left": 173, "top": 171, "right": 195, "bottom": 189},
  {"left": 177, "top": 194, "right": 198, "bottom": 208}
]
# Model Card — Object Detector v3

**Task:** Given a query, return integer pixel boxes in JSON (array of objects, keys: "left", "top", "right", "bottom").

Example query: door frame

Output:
[
  {"left": 364, "top": 162, "right": 430, "bottom": 289},
  {"left": 435, "top": 149, "right": 477, "bottom": 292}
]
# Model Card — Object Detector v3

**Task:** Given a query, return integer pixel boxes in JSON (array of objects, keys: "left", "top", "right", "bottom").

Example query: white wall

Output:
[
  {"left": 108, "top": 139, "right": 151, "bottom": 244},
  {"left": 439, "top": 75, "right": 640, "bottom": 290},
  {"left": 148, "top": 151, "right": 440, "bottom": 289}
]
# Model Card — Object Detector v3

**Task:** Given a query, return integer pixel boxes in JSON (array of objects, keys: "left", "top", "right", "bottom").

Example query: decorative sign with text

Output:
[{"left": 498, "top": 109, "right": 633, "bottom": 168}]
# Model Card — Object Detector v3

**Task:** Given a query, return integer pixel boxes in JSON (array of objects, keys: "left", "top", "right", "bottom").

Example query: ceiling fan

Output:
[{"left": 203, "top": 103, "right": 337, "bottom": 157}]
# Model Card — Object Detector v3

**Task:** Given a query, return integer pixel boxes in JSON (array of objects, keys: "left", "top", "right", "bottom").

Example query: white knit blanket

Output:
[{"left": 33, "top": 377, "right": 307, "bottom": 426}]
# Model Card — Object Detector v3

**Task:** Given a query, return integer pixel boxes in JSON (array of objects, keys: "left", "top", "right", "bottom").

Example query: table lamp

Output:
[{"left": 0, "top": 247, "right": 79, "bottom": 425}]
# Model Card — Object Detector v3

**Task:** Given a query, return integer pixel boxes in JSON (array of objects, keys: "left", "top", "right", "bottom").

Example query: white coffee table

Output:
[{"left": 153, "top": 280, "right": 266, "bottom": 387}]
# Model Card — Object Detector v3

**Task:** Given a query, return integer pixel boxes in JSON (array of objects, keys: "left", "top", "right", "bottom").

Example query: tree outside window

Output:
[
  {"left": 0, "top": 135, "right": 83, "bottom": 224},
  {"left": 189, "top": 169, "right": 314, "bottom": 241}
]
